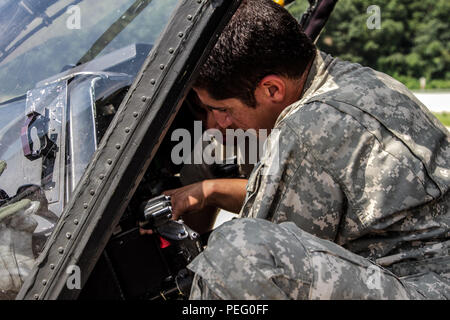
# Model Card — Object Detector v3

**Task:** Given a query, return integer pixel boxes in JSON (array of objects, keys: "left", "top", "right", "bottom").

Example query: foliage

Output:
[
  {"left": 287, "top": 0, "right": 450, "bottom": 89},
  {"left": 433, "top": 112, "right": 450, "bottom": 127}
]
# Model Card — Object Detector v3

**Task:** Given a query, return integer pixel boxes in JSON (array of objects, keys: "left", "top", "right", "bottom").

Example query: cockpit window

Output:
[
  {"left": 0, "top": 0, "right": 178, "bottom": 299},
  {"left": 0, "top": 0, "right": 177, "bottom": 103}
]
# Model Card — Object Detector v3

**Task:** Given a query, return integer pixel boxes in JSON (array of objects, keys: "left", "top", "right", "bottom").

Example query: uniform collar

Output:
[{"left": 274, "top": 50, "right": 335, "bottom": 127}]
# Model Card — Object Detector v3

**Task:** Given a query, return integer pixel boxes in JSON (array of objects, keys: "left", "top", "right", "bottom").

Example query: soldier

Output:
[{"left": 167, "top": 0, "right": 450, "bottom": 299}]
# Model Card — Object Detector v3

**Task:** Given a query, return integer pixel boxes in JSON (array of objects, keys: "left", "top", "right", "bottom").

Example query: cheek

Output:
[{"left": 230, "top": 114, "right": 256, "bottom": 130}]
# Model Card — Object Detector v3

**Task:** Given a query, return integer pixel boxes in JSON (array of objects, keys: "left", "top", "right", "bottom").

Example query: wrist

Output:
[{"left": 203, "top": 179, "right": 217, "bottom": 207}]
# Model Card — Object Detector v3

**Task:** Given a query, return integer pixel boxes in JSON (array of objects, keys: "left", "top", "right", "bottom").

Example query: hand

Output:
[
  {"left": 138, "top": 178, "right": 248, "bottom": 236},
  {"left": 139, "top": 181, "right": 211, "bottom": 235},
  {"left": 163, "top": 180, "right": 212, "bottom": 220}
]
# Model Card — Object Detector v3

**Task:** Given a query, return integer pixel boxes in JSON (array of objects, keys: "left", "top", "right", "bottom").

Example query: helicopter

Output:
[{"left": 0, "top": 0, "right": 337, "bottom": 300}]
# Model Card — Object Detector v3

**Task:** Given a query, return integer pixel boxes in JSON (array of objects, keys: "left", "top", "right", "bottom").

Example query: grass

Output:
[
  {"left": 394, "top": 75, "right": 450, "bottom": 91},
  {"left": 433, "top": 112, "right": 450, "bottom": 127}
]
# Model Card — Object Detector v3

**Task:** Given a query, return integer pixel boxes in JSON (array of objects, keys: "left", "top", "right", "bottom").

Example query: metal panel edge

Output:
[{"left": 17, "top": 0, "right": 242, "bottom": 300}]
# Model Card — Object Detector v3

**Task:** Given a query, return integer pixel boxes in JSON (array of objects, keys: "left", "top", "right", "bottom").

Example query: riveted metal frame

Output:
[{"left": 17, "top": 0, "right": 242, "bottom": 300}]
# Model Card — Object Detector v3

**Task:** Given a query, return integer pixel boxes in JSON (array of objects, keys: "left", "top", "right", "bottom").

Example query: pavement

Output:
[{"left": 412, "top": 91, "right": 450, "bottom": 113}]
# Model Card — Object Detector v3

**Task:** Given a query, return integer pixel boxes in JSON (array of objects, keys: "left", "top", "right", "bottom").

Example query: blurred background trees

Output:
[{"left": 288, "top": 0, "right": 450, "bottom": 90}]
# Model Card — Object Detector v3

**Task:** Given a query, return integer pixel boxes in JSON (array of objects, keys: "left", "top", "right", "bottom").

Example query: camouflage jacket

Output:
[{"left": 239, "top": 50, "right": 450, "bottom": 263}]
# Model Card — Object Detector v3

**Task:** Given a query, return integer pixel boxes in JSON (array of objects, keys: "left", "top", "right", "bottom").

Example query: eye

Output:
[{"left": 207, "top": 106, "right": 227, "bottom": 113}]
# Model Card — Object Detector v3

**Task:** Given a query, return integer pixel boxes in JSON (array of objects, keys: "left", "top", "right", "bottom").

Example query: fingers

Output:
[
  {"left": 162, "top": 189, "right": 173, "bottom": 196},
  {"left": 170, "top": 195, "right": 189, "bottom": 220},
  {"left": 139, "top": 228, "right": 153, "bottom": 235}
]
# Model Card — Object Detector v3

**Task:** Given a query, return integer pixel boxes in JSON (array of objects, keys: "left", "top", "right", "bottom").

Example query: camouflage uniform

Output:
[{"left": 188, "top": 51, "right": 450, "bottom": 299}]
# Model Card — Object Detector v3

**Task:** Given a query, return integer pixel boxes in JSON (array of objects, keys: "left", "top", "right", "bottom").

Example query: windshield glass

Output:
[
  {"left": 0, "top": 0, "right": 177, "bottom": 103},
  {"left": 0, "top": 0, "right": 178, "bottom": 299}
]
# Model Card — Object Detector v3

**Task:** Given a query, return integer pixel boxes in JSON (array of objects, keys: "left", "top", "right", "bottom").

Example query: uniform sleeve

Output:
[
  {"left": 239, "top": 121, "right": 345, "bottom": 241},
  {"left": 286, "top": 101, "right": 442, "bottom": 244}
]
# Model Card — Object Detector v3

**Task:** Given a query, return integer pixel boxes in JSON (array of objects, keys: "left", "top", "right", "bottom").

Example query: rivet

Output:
[
  {"left": 124, "top": 128, "right": 130, "bottom": 134},
  {"left": 83, "top": 203, "right": 88, "bottom": 209},
  {"left": 133, "top": 112, "right": 139, "bottom": 118},
  {"left": 159, "top": 64, "right": 165, "bottom": 70},
  {"left": 42, "top": 279, "right": 47, "bottom": 286},
  {"left": 150, "top": 79, "right": 156, "bottom": 85},
  {"left": 168, "top": 48, "right": 174, "bottom": 54},
  {"left": 107, "top": 159, "right": 113, "bottom": 165},
  {"left": 33, "top": 294, "right": 39, "bottom": 300},
  {"left": 187, "top": 15, "right": 192, "bottom": 21},
  {"left": 66, "top": 232, "right": 72, "bottom": 239},
  {"left": 197, "top": 0, "right": 202, "bottom": 3},
  {"left": 178, "top": 32, "right": 184, "bottom": 38},
  {"left": 141, "top": 96, "right": 147, "bottom": 102},
  {"left": 90, "top": 189, "right": 95, "bottom": 195},
  {"left": 58, "top": 247, "right": 64, "bottom": 254},
  {"left": 74, "top": 219, "right": 79, "bottom": 225},
  {"left": 50, "top": 264, "right": 55, "bottom": 270},
  {"left": 115, "top": 144, "right": 121, "bottom": 150},
  {"left": 99, "top": 174, "right": 105, "bottom": 180}
]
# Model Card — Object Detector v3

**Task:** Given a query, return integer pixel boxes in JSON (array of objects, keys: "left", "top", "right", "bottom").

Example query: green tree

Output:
[{"left": 288, "top": 0, "right": 450, "bottom": 88}]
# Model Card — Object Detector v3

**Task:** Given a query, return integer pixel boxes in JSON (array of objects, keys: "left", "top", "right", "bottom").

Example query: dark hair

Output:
[{"left": 194, "top": 0, "right": 316, "bottom": 107}]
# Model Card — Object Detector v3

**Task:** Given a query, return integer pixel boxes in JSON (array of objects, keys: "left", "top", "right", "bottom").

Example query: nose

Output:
[
  {"left": 211, "top": 110, "right": 232, "bottom": 129},
  {"left": 206, "top": 112, "right": 219, "bottom": 130}
]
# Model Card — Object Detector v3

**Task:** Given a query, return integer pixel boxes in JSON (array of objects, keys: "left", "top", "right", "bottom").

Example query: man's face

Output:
[{"left": 193, "top": 88, "right": 279, "bottom": 132}]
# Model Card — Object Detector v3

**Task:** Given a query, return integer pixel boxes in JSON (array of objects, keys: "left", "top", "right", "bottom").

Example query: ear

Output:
[{"left": 256, "top": 75, "right": 286, "bottom": 103}]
